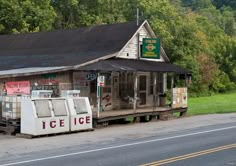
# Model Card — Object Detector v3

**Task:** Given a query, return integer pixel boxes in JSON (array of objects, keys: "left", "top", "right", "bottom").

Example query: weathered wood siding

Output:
[
  {"left": 117, "top": 26, "right": 165, "bottom": 62},
  {"left": 0, "top": 71, "right": 73, "bottom": 96},
  {"left": 111, "top": 72, "right": 120, "bottom": 110}
]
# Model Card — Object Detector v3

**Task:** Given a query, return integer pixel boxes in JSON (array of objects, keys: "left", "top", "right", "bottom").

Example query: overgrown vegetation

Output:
[
  {"left": 188, "top": 92, "right": 236, "bottom": 115},
  {"left": 0, "top": 0, "right": 235, "bottom": 96}
]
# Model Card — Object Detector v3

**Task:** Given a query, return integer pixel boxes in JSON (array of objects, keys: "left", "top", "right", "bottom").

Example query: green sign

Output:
[
  {"left": 42, "top": 73, "right": 57, "bottom": 79},
  {"left": 141, "top": 38, "right": 160, "bottom": 59}
]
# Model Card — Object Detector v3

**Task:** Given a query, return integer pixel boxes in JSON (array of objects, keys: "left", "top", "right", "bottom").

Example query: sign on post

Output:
[
  {"left": 97, "top": 85, "right": 101, "bottom": 97},
  {"left": 98, "top": 76, "right": 105, "bottom": 87},
  {"left": 172, "top": 87, "right": 187, "bottom": 108},
  {"left": 142, "top": 38, "right": 160, "bottom": 59}
]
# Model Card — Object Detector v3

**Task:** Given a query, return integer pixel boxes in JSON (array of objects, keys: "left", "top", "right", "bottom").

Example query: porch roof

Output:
[{"left": 77, "top": 58, "right": 191, "bottom": 74}]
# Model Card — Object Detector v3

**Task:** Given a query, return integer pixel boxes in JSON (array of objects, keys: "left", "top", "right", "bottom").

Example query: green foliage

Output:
[
  {"left": 181, "top": 0, "right": 236, "bottom": 37},
  {"left": 0, "top": 0, "right": 235, "bottom": 96},
  {"left": 0, "top": 0, "right": 56, "bottom": 34},
  {"left": 212, "top": 70, "right": 236, "bottom": 93},
  {"left": 213, "top": 0, "right": 236, "bottom": 10},
  {"left": 51, "top": 0, "right": 136, "bottom": 28},
  {"left": 51, "top": 0, "right": 80, "bottom": 28}
]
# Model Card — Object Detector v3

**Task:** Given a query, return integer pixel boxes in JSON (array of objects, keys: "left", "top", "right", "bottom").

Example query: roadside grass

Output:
[{"left": 188, "top": 93, "right": 236, "bottom": 115}]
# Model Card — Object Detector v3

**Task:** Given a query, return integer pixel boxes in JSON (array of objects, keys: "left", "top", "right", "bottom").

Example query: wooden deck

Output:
[{"left": 92, "top": 107, "right": 187, "bottom": 127}]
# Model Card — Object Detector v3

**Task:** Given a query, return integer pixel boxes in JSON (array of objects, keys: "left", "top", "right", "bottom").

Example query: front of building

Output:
[{"left": 0, "top": 20, "right": 191, "bottom": 129}]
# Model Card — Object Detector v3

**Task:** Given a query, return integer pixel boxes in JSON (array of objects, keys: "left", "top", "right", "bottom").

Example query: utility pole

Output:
[{"left": 136, "top": 7, "right": 139, "bottom": 26}]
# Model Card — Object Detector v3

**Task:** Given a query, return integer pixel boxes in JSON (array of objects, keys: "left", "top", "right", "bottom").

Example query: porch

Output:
[
  {"left": 92, "top": 106, "right": 187, "bottom": 127},
  {"left": 76, "top": 58, "right": 191, "bottom": 127}
]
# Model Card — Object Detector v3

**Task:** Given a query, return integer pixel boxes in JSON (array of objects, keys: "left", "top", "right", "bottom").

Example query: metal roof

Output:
[
  {"left": 0, "top": 66, "right": 70, "bottom": 78},
  {"left": 77, "top": 58, "right": 191, "bottom": 74},
  {"left": 0, "top": 21, "right": 190, "bottom": 77}
]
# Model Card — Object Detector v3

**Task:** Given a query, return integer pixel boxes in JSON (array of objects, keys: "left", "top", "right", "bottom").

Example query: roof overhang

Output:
[
  {"left": 76, "top": 58, "right": 191, "bottom": 74},
  {"left": 0, "top": 66, "right": 72, "bottom": 78}
]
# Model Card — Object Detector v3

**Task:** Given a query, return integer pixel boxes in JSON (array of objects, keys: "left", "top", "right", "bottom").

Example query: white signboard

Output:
[
  {"left": 98, "top": 76, "right": 105, "bottom": 87},
  {"left": 172, "top": 87, "right": 187, "bottom": 108}
]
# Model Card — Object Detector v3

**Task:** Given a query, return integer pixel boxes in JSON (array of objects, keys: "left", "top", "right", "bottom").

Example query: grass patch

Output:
[{"left": 188, "top": 93, "right": 236, "bottom": 115}]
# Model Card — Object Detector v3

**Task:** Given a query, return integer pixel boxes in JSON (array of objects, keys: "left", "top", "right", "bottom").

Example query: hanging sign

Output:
[
  {"left": 37, "top": 79, "right": 59, "bottom": 85},
  {"left": 6, "top": 81, "right": 30, "bottom": 95},
  {"left": 142, "top": 38, "right": 160, "bottom": 59},
  {"left": 86, "top": 72, "right": 97, "bottom": 81},
  {"left": 42, "top": 73, "right": 56, "bottom": 79}
]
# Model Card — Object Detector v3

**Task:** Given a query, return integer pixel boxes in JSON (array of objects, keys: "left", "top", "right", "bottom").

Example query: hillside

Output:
[{"left": 0, "top": 0, "right": 235, "bottom": 96}]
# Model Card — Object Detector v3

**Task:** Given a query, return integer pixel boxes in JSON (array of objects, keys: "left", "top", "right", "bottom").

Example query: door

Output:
[{"left": 138, "top": 75, "right": 147, "bottom": 106}]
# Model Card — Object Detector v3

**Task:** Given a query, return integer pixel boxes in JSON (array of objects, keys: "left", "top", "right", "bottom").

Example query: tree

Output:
[
  {"left": 51, "top": 0, "right": 80, "bottom": 29},
  {"left": 0, "top": 0, "right": 235, "bottom": 95},
  {"left": 51, "top": 0, "right": 137, "bottom": 29},
  {"left": 213, "top": 0, "right": 236, "bottom": 10},
  {"left": 0, "top": 0, "right": 56, "bottom": 34},
  {"left": 222, "top": 7, "right": 236, "bottom": 36}
]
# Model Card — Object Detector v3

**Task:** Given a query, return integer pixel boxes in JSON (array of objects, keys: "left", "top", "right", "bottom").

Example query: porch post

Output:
[
  {"left": 171, "top": 73, "right": 174, "bottom": 108},
  {"left": 133, "top": 72, "right": 138, "bottom": 111},
  {"left": 153, "top": 72, "right": 157, "bottom": 110},
  {"left": 163, "top": 73, "right": 167, "bottom": 94},
  {"left": 97, "top": 72, "right": 100, "bottom": 118},
  {"left": 171, "top": 73, "right": 174, "bottom": 90}
]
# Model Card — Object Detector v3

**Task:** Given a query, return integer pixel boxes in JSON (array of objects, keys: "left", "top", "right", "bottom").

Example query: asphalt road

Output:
[{"left": 1, "top": 122, "right": 236, "bottom": 166}]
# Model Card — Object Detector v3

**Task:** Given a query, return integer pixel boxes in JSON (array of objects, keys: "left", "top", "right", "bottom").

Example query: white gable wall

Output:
[
  {"left": 116, "top": 24, "right": 165, "bottom": 62},
  {"left": 115, "top": 22, "right": 167, "bottom": 109}
]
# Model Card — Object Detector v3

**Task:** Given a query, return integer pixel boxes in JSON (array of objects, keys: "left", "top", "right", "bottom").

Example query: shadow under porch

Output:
[
  {"left": 75, "top": 58, "right": 191, "bottom": 128},
  {"left": 92, "top": 106, "right": 187, "bottom": 128}
]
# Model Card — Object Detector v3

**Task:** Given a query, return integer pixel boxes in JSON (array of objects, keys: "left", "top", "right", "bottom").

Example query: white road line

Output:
[{"left": 1, "top": 125, "right": 236, "bottom": 166}]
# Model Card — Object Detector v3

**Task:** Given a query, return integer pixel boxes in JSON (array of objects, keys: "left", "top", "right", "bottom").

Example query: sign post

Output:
[
  {"left": 97, "top": 75, "right": 105, "bottom": 116},
  {"left": 97, "top": 74, "right": 100, "bottom": 118}
]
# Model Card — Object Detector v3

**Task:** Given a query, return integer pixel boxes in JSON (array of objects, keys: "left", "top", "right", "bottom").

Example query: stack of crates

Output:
[
  {"left": 2, "top": 95, "right": 30, "bottom": 120},
  {"left": 0, "top": 96, "right": 2, "bottom": 123}
]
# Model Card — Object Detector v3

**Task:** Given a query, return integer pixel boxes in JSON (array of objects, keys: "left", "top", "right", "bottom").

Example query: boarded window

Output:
[
  {"left": 51, "top": 99, "right": 67, "bottom": 116},
  {"left": 34, "top": 100, "right": 51, "bottom": 118},
  {"left": 73, "top": 99, "right": 88, "bottom": 114}
]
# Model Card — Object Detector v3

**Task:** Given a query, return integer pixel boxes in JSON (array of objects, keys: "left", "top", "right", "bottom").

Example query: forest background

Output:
[{"left": 0, "top": 0, "right": 235, "bottom": 97}]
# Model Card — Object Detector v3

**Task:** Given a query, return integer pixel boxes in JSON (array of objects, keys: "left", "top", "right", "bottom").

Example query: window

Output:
[
  {"left": 140, "top": 44, "right": 143, "bottom": 58},
  {"left": 51, "top": 99, "right": 67, "bottom": 116},
  {"left": 34, "top": 100, "right": 51, "bottom": 118},
  {"left": 73, "top": 98, "right": 88, "bottom": 114}
]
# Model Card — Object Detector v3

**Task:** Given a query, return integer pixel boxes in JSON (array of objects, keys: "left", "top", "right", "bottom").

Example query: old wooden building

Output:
[{"left": 0, "top": 20, "right": 190, "bottom": 126}]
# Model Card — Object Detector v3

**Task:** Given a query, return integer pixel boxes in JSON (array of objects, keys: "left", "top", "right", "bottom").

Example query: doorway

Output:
[{"left": 138, "top": 75, "right": 147, "bottom": 106}]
